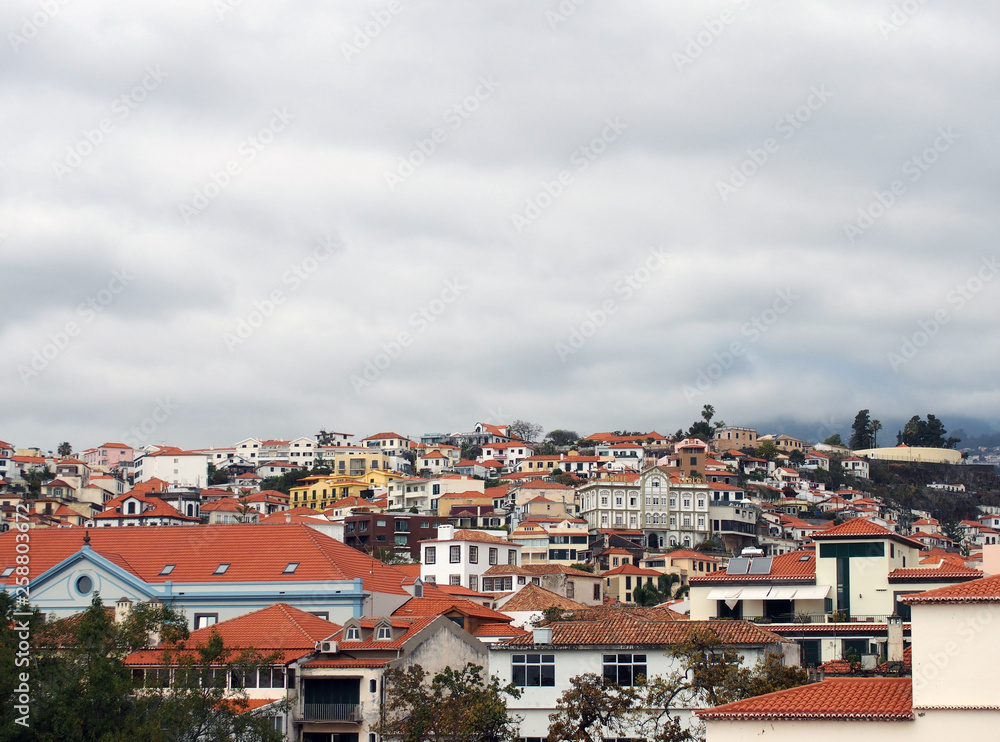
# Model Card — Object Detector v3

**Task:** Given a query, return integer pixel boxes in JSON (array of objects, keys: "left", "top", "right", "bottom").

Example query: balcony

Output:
[{"left": 300, "top": 703, "right": 363, "bottom": 723}]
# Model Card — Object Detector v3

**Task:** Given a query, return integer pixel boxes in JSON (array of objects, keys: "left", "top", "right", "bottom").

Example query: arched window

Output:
[
  {"left": 645, "top": 513, "right": 651, "bottom": 524},
  {"left": 652, "top": 514, "right": 660, "bottom": 525}
]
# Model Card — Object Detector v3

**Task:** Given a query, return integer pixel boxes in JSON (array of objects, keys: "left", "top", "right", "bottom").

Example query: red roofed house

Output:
[
  {"left": 698, "top": 572, "right": 1000, "bottom": 740},
  {"left": 124, "top": 601, "right": 342, "bottom": 735},
  {"left": 420, "top": 525, "right": 520, "bottom": 592},
  {"left": 0, "top": 523, "right": 416, "bottom": 627},
  {"left": 133, "top": 446, "right": 209, "bottom": 488},
  {"left": 493, "top": 608, "right": 798, "bottom": 740},
  {"left": 295, "top": 606, "right": 491, "bottom": 739},
  {"left": 81, "top": 442, "right": 134, "bottom": 469}
]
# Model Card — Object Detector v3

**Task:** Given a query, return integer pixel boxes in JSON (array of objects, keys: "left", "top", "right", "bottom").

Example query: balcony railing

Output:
[{"left": 300, "top": 703, "right": 363, "bottom": 722}]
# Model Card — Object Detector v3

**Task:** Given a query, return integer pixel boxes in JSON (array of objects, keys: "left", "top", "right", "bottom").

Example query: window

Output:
[
  {"left": 76, "top": 575, "right": 94, "bottom": 595},
  {"left": 426, "top": 546, "right": 436, "bottom": 564},
  {"left": 283, "top": 562, "right": 299, "bottom": 574},
  {"left": 489, "top": 547, "right": 498, "bottom": 565},
  {"left": 450, "top": 545, "right": 462, "bottom": 563},
  {"left": 377, "top": 519, "right": 387, "bottom": 527},
  {"left": 508, "top": 550, "right": 517, "bottom": 565},
  {"left": 377, "top": 626, "right": 392, "bottom": 640},
  {"left": 1, "top": 567, "right": 14, "bottom": 578},
  {"left": 309, "top": 612, "right": 329, "bottom": 621},
  {"left": 566, "top": 581, "right": 575, "bottom": 599},
  {"left": 346, "top": 626, "right": 360, "bottom": 640},
  {"left": 469, "top": 574, "right": 479, "bottom": 591},
  {"left": 512, "top": 654, "right": 555, "bottom": 686},
  {"left": 469, "top": 546, "right": 479, "bottom": 564},
  {"left": 194, "top": 613, "right": 219, "bottom": 629},
  {"left": 159, "top": 564, "right": 175, "bottom": 576},
  {"left": 450, "top": 574, "right": 461, "bottom": 585},
  {"left": 603, "top": 654, "right": 647, "bottom": 685},
  {"left": 214, "top": 563, "right": 230, "bottom": 574}
]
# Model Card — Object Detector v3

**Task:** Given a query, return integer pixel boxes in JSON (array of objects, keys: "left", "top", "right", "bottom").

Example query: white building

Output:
[
  {"left": 420, "top": 525, "right": 520, "bottom": 591},
  {"left": 492, "top": 607, "right": 796, "bottom": 739},
  {"left": 132, "top": 446, "right": 209, "bottom": 488}
]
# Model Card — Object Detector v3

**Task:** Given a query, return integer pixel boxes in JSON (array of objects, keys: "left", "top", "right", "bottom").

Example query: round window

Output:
[{"left": 76, "top": 575, "right": 94, "bottom": 595}]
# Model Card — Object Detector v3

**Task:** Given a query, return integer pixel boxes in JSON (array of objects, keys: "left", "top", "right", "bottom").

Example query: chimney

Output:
[
  {"left": 114, "top": 596, "right": 133, "bottom": 624},
  {"left": 532, "top": 627, "right": 553, "bottom": 644},
  {"left": 887, "top": 614, "right": 904, "bottom": 663},
  {"left": 437, "top": 524, "right": 455, "bottom": 541}
]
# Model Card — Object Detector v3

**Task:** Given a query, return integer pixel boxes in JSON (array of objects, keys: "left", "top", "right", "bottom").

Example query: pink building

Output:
[{"left": 82, "top": 442, "right": 134, "bottom": 468}]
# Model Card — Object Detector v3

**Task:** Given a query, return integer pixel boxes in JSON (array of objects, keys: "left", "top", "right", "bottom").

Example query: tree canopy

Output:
[
  {"left": 377, "top": 663, "right": 522, "bottom": 742},
  {"left": 897, "top": 414, "right": 960, "bottom": 448},
  {"left": 508, "top": 420, "right": 544, "bottom": 443}
]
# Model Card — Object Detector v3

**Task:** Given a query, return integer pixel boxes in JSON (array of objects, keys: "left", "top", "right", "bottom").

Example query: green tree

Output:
[
  {"left": 21, "top": 466, "right": 53, "bottom": 498},
  {"left": 208, "top": 463, "right": 230, "bottom": 485},
  {"left": 57, "top": 442, "right": 72, "bottom": 457},
  {"left": 898, "top": 414, "right": 961, "bottom": 448},
  {"left": 545, "top": 430, "right": 580, "bottom": 447},
  {"left": 13, "top": 594, "right": 286, "bottom": 742},
  {"left": 684, "top": 405, "right": 724, "bottom": 443},
  {"left": 377, "top": 663, "right": 522, "bottom": 742},
  {"left": 788, "top": 449, "right": 805, "bottom": 465},
  {"left": 754, "top": 441, "right": 778, "bottom": 461},
  {"left": 547, "top": 673, "right": 642, "bottom": 742},
  {"left": 850, "top": 409, "right": 872, "bottom": 450},
  {"left": 823, "top": 433, "right": 844, "bottom": 446}
]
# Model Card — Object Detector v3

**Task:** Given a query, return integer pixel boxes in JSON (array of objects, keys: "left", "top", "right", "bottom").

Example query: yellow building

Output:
[{"left": 290, "top": 475, "right": 371, "bottom": 510}]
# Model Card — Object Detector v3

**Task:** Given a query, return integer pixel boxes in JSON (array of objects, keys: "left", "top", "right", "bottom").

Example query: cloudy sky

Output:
[{"left": 3, "top": 0, "right": 999, "bottom": 453}]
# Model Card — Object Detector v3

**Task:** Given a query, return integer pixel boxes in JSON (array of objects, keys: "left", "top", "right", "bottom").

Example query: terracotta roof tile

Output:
[
  {"left": 811, "top": 518, "right": 924, "bottom": 549},
  {"left": 690, "top": 550, "right": 816, "bottom": 584},
  {"left": 901, "top": 573, "right": 1000, "bottom": 604},
  {"left": 887, "top": 565, "right": 982, "bottom": 582},
  {"left": 697, "top": 678, "right": 913, "bottom": 720},
  {"left": 0, "top": 523, "right": 410, "bottom": 594},
  {"left": 500, "top": 582, "right": 586, "bottom": 612}
]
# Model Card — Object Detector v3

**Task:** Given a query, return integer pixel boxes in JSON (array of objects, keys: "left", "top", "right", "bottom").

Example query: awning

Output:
[
  {"left": 765, "top": 586, "right": 799, "bottom": 600},
  {"left": 790, "top": 585, "right": 830, "bottom": 600},
  {"left": 705, "top": 587, "right": 744, "bottom": 601},
  {"left": 738, "top": 587, "right": 773, "bottom": 600}
]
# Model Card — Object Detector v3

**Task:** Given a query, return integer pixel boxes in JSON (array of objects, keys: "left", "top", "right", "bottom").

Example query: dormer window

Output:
[
  {"left": 376, "top": 626, "right": 392, "bottom": 640},
  {"left": 214, "top": 563, "right": 230, "bottom": 574},
  {"left": 159, "top": 564, "right": 175, "bottom": 576},
  {"left": 345, "top": 627, "right": 360, "bottom": 641}
]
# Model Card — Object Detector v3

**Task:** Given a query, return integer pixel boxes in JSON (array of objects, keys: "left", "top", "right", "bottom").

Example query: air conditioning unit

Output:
[{"left": 315, "top": 641, "right": 338, "bottom": 654}]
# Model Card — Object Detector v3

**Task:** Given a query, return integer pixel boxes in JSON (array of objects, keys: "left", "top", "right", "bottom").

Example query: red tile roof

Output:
[
  {"left": 0, "top": 523, "right": 411, "bottom": 594},
  {"left": 697, "top": 678, "right": 913, "bottom": 721},
  {"left": 126, "top": 602, "right": 340, "bottom": 666},
  {"left": 391, "top": 597, "right": 512, "bottom": 623},
  {"left": 887, "top": 565, "right": 982, "bottom": 582},
  {"left": 500, "top": 583, "right": 586, "bottom": 612},
  {"left": 811, "top": 518, "right": 923, "bottom": 548},
  {"left": 421, "top": 529, "right": 510, "bottom": 544},
  {"left": 500, "top": 613, "right": 783, "bottom": 648},
  {"left": 901, "top": 573, "right": 1000, "bottom": 604},
  {"left": 475, "top": 623, "right": 528, "bottom": 638},
  {"left": 602, "top": 564, "right": 662, "bottom": 578},
  {"left": 690, "top": 550, "right": 817, "bottom": 584}
]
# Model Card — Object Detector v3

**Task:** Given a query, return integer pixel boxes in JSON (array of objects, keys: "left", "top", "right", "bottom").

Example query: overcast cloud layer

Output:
[{"left": 3, "top": 0, "right": 1000, "bottom": 452}]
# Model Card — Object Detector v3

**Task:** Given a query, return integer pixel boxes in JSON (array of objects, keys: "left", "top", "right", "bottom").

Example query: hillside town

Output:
[{"left": 4, "top": 415, "right": 1000, "bottom": 740}]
